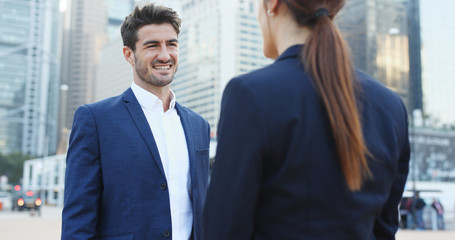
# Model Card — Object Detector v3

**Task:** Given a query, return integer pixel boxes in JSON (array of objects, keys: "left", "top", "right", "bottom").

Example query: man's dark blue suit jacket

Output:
[
  {"left": 62, "top": 88, "right": 210, "bottom": 240},
  {"left": 203, "top": 45, "right": 410, "bottom": 240}
]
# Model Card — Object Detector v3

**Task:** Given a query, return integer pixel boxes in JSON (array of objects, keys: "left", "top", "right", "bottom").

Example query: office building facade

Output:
[
  {"left": 174, "top": 0, "right": 271, "bottom": 136},
  {"left": 406, "top": 0, "right": 423, "bottom": 113},
  {"left": 23, "top": 154, "right": 66, "bottom": 206},
  {"left": 60, "top": 0, "right": 108, "bottom": 129},
  {"left": 0, "top": 0, "right": 61, "bottom": 156},
  {"left": 339, "top": 0, "right": 412, "bottom": 111},
  {"left": 95, "top": 38, "right": 133, "bottom": 101},
  {"left": 105, "top": 0, "right": 135, "bottom": 42},
  {"left": 95, "top": 0, "right": 271, "bottom": 134},
  {"left": 419, "top": 0, "right": 455, "bottom": 125}
]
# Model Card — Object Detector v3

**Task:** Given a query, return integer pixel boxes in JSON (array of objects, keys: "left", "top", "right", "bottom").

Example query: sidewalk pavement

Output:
[
  {"left": 1, "top": 205, "right": 454, "bottom": 240},
  {"left": 397, "top": 229, "right": 455, "bottom": 240},
  {"left": 0, "top": 205, "right": 62, "bottom": 240}
]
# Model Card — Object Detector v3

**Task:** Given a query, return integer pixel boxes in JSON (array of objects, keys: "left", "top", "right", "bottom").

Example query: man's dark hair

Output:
[{"left": 121, "top": 3, "right": 181, "bottom": 51}]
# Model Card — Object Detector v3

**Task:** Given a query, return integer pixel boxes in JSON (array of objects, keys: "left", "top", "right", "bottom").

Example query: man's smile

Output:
[{"left": 153, "top": 65, "right": 171, "bottom": 70}]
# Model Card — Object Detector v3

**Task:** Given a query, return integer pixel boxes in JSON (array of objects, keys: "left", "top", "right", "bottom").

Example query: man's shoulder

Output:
[{"left": 82, "top": 90, "right": 129, "bottom": 112}]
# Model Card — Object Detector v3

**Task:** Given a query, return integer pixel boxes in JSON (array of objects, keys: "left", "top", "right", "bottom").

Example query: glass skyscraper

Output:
[
  {"left": 339, "top": 0, "right": 412, "bottom": 111},
  {"left": 60, "top": 0, "right": 108, "bottom": 129},
  {"left": 174, "top": 0, "right": 271, "bottom": 136},
  {"left": 105, "top": 0, "right": 135, "bottom": 41},
  {"left": 0, "top": 0, "right": 61, "bottom": 156}
]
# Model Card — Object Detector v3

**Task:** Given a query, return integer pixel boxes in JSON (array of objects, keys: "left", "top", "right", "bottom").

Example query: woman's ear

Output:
[{"left": 267, "top": 0, "right": 280, "bottom": 16}]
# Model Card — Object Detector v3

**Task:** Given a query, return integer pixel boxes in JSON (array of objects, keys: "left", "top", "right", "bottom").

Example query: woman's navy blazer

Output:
[{"left": 203, "top": 45, "right": 410, "bottom": 240}]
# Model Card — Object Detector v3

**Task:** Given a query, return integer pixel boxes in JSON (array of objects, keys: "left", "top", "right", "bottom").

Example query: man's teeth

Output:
[{"left": 154, "top": 66, "right": 170, "bottom": 70}]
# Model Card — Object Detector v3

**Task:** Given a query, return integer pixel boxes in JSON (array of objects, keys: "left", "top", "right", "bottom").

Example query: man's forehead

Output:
[{"left": 137, "top": 23, "right": 178, "bottom": 39}]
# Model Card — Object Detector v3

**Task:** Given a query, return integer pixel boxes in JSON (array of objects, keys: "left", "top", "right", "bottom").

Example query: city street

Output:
[
  {"left": 0, "top": 205, "right": 454, "bottom": 239},
  {"left": 0, "top": 205, "right": 61, "bottom": 239},
  {"left": 396, "top": 229, "right": 455, "bottom": 240}
]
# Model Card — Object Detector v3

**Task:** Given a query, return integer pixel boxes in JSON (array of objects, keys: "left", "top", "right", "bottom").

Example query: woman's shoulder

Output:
[
  {"left": 355, "top": 69, "right": 408, "bottom": 115},
  {"left": 232, "top": 57, "right": 308, "bottom": 89},
  {"left": 356, "top": 70, "right": 402, "bottom": 101}
]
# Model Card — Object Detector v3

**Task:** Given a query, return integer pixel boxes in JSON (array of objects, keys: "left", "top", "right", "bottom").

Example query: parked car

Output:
[{"left": 11, "top": 190, "right": 41, "bottom": 211}]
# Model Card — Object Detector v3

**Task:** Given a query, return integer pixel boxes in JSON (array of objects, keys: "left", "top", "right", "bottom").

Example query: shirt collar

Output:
[
  {"left": 169, "top": 89, "right": 176, "bottom": 109},
  {"left": 131, "top": 81, "right": 176, "bottom": 111}
]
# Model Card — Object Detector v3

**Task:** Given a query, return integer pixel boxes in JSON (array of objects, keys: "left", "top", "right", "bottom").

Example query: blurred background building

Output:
[
  {"left": 174, "top": 0, "right": 271, "bottom": 136},
  {"left": 419, "top": 0, "right": 455, "bottom": 127},
  {"left": 60, "top": 0, "right": 108, "bottom": 131},
  {"left": 95, "top": 38, "right": 133, "bottom": 102},
  {"left": 22, "top": 154, "right": 66, "bottom": 206},
  {"left": 105, "top": 0, "right": 136, "bottom": 42},
  {"left": 95, "top": 0, "right": 271, "bottom": 136},
  {"left": 0, "top": 0, "right": 61, "bottom": 156},
  {"left": 339, "top": 0, "right": 414, "bottom": 113},
  {"left": 0, "top": 0, "right": 454, "bottom": 219},
  {"left": 340, "top": 0, "right": 455, "bottom": 128},
  {"left": 406, "top": 0, "right": 423, "bottom": 114}
]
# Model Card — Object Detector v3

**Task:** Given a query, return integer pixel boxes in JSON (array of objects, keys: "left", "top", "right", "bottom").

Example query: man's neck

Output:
[{"left": 134, "top": 80, "right": 171, "bottom": 112}]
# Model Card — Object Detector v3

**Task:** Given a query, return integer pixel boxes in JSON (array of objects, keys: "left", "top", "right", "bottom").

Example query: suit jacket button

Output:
[
  {"left": 160, "top": 183, "right": 167, "bottom": 190},
  {"left": 163, "top": 230, "right": 171, "bottom": 238}
]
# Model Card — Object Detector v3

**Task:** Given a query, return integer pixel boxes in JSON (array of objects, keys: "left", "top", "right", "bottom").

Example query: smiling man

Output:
[{"left": 61, "top": 3, "right": 211, "bottom": 240}]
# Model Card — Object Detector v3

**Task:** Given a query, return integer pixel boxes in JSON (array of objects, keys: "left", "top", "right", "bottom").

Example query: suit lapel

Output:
[
  {"left": 123, "top": 88, "right": 166, "bottom": 177},
  {"left": 176, "top": 103, "right": 196, "bottom": 197}
]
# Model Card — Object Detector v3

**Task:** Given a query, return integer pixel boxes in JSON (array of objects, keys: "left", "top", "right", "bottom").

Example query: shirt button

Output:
[
  {"left": 160, "top": 183, "right": 167, "bottom": 190},
  {"left": 163, "top": 230, "right": 171, "bottom": 238}
]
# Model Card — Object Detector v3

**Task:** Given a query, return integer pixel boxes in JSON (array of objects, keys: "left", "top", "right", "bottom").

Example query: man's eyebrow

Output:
[
  {"left": 143, "top": 40, "right": 159, "bottom": 46},
  {"left": 143, "top": 39, "right": 178, "bottom": 46}
]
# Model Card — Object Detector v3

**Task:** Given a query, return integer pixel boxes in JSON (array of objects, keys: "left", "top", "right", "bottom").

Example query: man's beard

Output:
[{"left": 135, "top": 57, "right": 177, "bottom": 87}]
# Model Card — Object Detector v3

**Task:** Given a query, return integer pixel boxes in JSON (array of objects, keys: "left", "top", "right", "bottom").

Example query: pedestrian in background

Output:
[
  {"left": 412, "top": 191, "right": 426, "bottom": 230},
  {"left": 405, "top": 197, "right": 415, "bottom": 229},
  {"left": 62, "top": 3, "right": 210, "bottom": 239},
  {"left": 203, "top": 0, "right": 410, "bottom": 239},
  {"left": 432, "top": 198, "right": 445, "bottom": 230},
  {"left": 399, "top": 197, "right": 410, "bottom": 229}
]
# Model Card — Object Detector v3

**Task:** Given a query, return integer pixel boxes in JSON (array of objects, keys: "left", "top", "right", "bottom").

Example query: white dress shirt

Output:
[{"left": 131, "top": 82, "right": 193, "bottom": 240}]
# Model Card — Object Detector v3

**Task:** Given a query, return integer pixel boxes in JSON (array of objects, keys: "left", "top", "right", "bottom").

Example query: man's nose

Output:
[{"left": 157, "top": 46, "right": 171, "bottom": 62}]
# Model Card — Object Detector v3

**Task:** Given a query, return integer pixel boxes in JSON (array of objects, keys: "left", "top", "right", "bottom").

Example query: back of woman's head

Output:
[{"left": 279, "top": 0, "right": 372, "bottom": 191}]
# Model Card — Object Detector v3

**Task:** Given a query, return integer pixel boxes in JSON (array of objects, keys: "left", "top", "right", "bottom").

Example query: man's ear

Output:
[{"left": 123, "top": 46, "right": 135, "bottom": 67}]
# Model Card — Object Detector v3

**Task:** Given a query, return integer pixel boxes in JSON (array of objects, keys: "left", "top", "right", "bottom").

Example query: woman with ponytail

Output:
[{"left": 203, "top": 0, "right": 410, "bottom": 239}]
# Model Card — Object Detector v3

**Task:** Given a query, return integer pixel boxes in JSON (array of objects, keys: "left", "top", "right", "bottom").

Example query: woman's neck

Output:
[{"left": 275, "top": 20, "right": 311, "bottom": 56}]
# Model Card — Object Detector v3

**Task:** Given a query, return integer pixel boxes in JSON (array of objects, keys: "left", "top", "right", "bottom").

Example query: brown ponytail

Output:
[{"left": 283, "top": 0, "right": 372, "bottom": 191}]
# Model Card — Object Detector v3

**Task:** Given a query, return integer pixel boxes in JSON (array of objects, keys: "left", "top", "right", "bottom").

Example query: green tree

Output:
[{"left": 0, "top": 152, "right": 33, "bottom": 184}]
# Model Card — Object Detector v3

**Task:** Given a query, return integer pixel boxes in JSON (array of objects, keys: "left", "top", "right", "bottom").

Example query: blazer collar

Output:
[
  {"left": 123, "top": 90, "right": 197, "bottom": 188},
  {"left": 122, "top": 88, "right": 166, "bottom": 177},
  {"left": 275, "top": 44, "right": 303, "bottom": 62},
  {"left": 175, "top": 102, "right": 197, "bottom": 196},
  {"left": 175, "top": 102, "right": 195, "bottom": 161}
]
